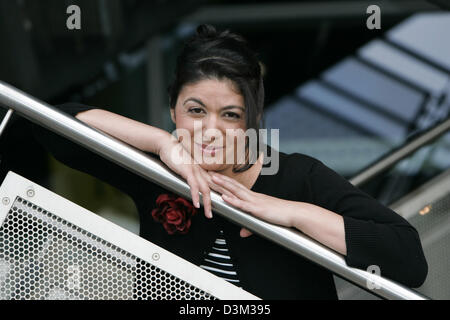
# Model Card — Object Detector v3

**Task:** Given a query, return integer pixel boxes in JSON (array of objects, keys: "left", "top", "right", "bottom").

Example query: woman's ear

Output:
[{"left": 170, "top": 108, "right": 176, "bottom": 124}]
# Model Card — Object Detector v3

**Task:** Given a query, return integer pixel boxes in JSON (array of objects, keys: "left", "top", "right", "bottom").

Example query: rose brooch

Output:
[{"left": 151, "top": 193, "right": 198, "bottom": 235}]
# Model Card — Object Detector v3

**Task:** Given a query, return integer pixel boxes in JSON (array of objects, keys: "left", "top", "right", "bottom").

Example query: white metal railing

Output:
[{"left": 0, "top": 80, "right": 428, "bottom": 300}]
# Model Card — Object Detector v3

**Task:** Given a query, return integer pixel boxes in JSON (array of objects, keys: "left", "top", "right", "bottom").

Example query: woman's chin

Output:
[
  {"left": 191, "top": 150, "right": 230, "bottom": 172},
  {"left": 198, "top": 162, "right": 229, "bottom": 172}
]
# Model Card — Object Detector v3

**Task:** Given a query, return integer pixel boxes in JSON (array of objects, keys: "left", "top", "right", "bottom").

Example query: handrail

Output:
[
  {"left": 350, "top": 117, "right": 450, "bottom": 187},
  {"left": 0, "top": 80, "right": 428, "bottom": 300},
  {"left": 0, "top": 109, "right": 14, "bottom": 137}
]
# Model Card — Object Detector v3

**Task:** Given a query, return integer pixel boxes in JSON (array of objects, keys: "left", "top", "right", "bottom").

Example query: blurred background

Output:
[{"left": 0, "top": 0, "right": 450, "bottom": 299}]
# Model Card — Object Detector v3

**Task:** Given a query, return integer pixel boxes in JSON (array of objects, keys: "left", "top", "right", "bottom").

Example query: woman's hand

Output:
[
  {"left": 157, "top": 135, "right": 214, "bottom": 218},
  {"left": 210, "top": 172, "right": 347, "bottom": 255},
  {"left": 158, "top": 135, "right": 233, "bottom": 219},
  {"left": 210, "top": 172, "right": 296, "bottom": 237}
]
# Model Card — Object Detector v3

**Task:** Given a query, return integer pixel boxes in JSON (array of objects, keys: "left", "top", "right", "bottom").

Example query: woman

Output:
[{"left": 31, "top": 24, "right": 427, "bottom": 299}]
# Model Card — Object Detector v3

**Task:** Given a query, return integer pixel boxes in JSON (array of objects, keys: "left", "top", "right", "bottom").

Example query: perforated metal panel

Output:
[{"left": 0, "top": 172, "right": 258, "bottom": 300}]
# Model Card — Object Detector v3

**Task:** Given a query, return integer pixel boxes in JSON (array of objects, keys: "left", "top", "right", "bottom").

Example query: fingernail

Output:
[{"left": 195, "top": 201, "right": 200, "bottom": 208}]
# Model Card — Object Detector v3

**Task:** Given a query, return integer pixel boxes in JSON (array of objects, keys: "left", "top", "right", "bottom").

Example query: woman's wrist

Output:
[
  {"left": 286, "top": 201, "right": 310, "bottom": 230},
  {"left": 288, "top": 201, "right": 347, "bottom": 255},
  {"left": 154, "top": 131, "right": 178, "bottom": 156}
]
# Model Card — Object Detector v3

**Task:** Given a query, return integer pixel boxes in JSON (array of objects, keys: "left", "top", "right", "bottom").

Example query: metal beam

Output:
[{"left": 183, "top": 1, "right": 439, "bottom": 26}]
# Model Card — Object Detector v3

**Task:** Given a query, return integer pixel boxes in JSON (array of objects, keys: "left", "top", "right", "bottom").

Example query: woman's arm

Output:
[
  {"left": 69, "top": 107, "right": 215, "bottom": 217},
  {"left": 210, "top": 158, "right": 428, "bottom": 288},
  {"left": 306, "top": 159, "right": 428, "bottom": 287},
  {"left": 290, "top": 202, "right": 347, "bottom": 255},
  {"left": 211, "top": 173, "right": 346, "bottom": 253},
  {"left": 31, "top": 107, "right": 156, "bottom": 203},
  {"left": 76, "top": 108, "right": 171, "bottom": 155}
]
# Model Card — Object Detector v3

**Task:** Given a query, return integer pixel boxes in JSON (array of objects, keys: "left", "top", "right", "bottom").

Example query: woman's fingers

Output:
[
  {"left": 222, "top": 194, "right": 255, "bottom": 238},
  {"left": 240, "top": 228, "right": 253, "bottom": 238},
  {"left": 213, "top": 172, "right": 247, "bottom": 190},
  {"left": 193, "top": 166, "right": 213, "bottom": 219},
  {"left": 200, "top": 183, "right": 212, "bottom": 219},
  {"left": 161, "top": 142, "right": 216, "bottom": 219},
  {"left": 186, "top": 174, "right": 200, "bottom": 209},
  {"left": 211, "top": 173, "right": 252, "bottom": 201},
  {"left": 199, "top": 169, "right": 234, "bottom": 198},
  {"left": 222, "top": 193, "right": 254, "bottom": 213}
]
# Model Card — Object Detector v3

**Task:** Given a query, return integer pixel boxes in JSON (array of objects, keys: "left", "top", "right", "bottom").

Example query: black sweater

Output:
[{"left": 30, "top": 103, "right": 428, "bottom": 299}]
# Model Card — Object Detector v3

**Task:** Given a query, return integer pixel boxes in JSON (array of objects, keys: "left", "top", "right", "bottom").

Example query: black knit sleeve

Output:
[
  {"left": 306, "top": 158, "right": 428, "bottom": 288},
  {"left": 30, "top": 103, "right": 157, "bottom": 205}
]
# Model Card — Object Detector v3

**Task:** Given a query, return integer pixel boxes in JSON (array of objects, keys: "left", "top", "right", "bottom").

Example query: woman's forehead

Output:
[{"left": 179, "top": 79, "right": 244, "bottom": 107}]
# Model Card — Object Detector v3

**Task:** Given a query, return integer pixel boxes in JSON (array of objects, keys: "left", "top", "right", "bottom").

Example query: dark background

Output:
[
  {"left": 0, "top": 0, "right": 440, "bottom": 111},
  {"left": 0, "top": 0, "right": 444, "bottom": 210}
]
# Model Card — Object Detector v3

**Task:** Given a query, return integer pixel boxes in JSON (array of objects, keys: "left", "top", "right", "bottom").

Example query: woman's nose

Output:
[
  {"left": 203, "top": 114, "right": 217, "bottom": 129},
  {"left": 202, "top": 116, "right": 222, "bottom": 142}
]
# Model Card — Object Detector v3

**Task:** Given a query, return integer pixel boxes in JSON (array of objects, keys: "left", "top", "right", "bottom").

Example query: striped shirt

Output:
[{"left": 200, "top": 230, "right": 240, "bottom": 285}]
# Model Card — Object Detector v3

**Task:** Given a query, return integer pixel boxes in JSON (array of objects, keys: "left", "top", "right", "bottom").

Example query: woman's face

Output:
[{"left": 171, "top": 78, "right": 247, "bottom": 172}]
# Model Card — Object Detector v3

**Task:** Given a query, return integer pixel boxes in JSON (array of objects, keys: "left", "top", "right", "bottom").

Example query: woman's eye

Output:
[
  {"left": 224, "top": 112, "right": 240, "bottom": 119},
  {"left": 188, "top": 107, "right": 205, "bottom": 114}
]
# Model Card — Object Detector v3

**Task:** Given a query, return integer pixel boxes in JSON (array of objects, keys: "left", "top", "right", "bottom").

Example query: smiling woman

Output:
[
  {"left": 170, "top": 79, "right": 250, "bottom": 172},
  {"left": 30, "top": 24, "right": 428, "bottom": 299}
]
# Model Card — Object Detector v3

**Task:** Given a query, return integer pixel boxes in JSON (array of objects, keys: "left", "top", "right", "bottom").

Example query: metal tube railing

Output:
[
  {"left": 350, "top": 117, "right": 450, "bottom": 187},
  {"left": 0, "top": 108, "right": 14, "bottom": 137},
  {"left": 0, "top": 80, "right": 428, "bottom": 300}
]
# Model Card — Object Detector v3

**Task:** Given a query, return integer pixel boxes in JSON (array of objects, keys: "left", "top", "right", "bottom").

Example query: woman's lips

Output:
[{"left": 195, "top": 143, "right": 224, "bottom": 155}]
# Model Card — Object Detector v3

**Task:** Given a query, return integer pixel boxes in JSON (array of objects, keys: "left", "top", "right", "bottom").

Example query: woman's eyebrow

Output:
[
  {"left": 184, "top": 98, "right": 244, "bottom": 111},
  {"left": 183, "top": 97, "right": 205, "bottom": 107},
  {"left": 222, "top": 106, "right": 245, "bottom": 112}
]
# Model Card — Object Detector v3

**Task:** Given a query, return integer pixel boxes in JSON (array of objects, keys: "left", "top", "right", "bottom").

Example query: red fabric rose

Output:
[{"left": 151, "top": 193, "right": 198, "bottom": 235}]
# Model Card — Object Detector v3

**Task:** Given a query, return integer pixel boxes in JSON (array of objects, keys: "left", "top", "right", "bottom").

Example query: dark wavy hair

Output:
[{"left": 168, "top": 24, "right": 265, "bottom": 172}]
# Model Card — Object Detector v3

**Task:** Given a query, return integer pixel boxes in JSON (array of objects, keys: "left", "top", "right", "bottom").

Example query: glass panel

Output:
[
  {"left": 358, "top": 39, "right": 449, "bottom": 95},
  {"left": 360, "top": 131, "right": 450, "bottom": 206},
  {"left": 322, "top": 57, "right": 424, "bottom": 123},
  {"left": 297, "top": 80, "right": 408, "bottom": 139},
  {"left": 388, "top": 13, "right": 450, "bottom": 71},
  {"left": 264, "top": 95, "right": 387, "bottom": 175}
]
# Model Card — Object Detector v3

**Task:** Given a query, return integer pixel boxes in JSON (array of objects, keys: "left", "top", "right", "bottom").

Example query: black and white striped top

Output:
[{"left": 200, "top": 230, "right": 240, "bottom": 285}]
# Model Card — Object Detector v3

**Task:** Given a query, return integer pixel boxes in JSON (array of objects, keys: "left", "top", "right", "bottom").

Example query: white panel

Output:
[{"left": 0, "top": 171, "right": 258, "bottom": 300}]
